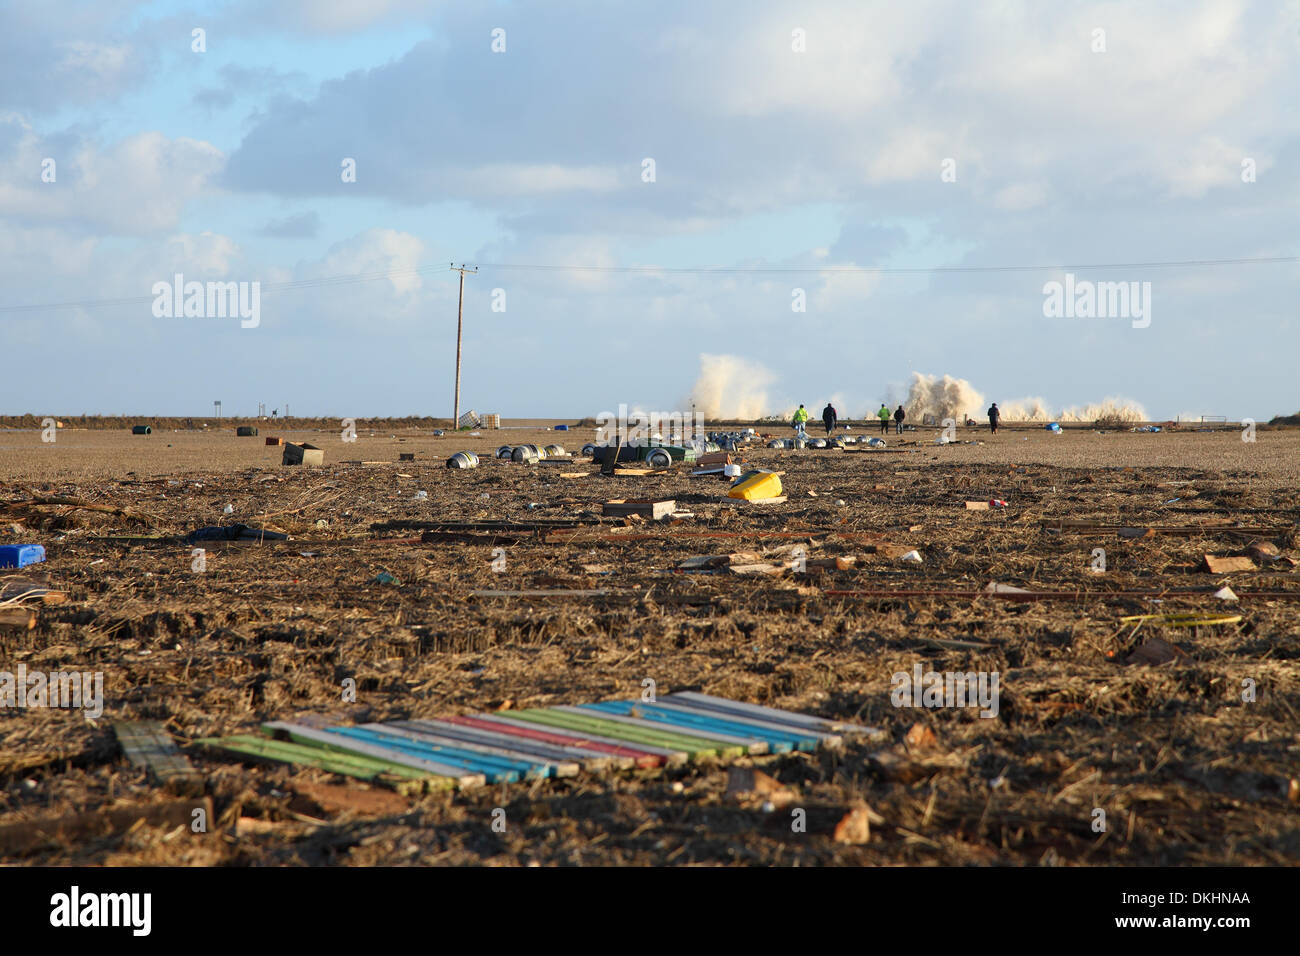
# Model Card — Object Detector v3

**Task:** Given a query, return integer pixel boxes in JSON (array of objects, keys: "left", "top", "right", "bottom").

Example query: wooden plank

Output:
[
  {"left": 583, "top": 701, "right": 806, "bottom": 751},
  {"left": 504, "top": 709, "right": 704, "bottom": 762},
  {"left": 199, "top": 735, "right": 439, "bottom": 794},
  {"left": 666, "top": 691, "right": 883, "bottom": 737},
  {"left": 650, "top": 699, "right": 843, "bottom": 748},
  {"left": 323, "top": 726, "right": 536, "bottom": 783},
  {"left": 366, "top": 722, "right": 581, "bottom": 777},
  {"left": 261, "top": 722, "right": 486, "bottom": 787},
  {"left": 113, "top": 721, "right": 202, "bottom": 794},
  {"left": 546, "top": 707, "right": 748, "bottom": 759},
  {"left": 208, "top": 734, "right": 427, "bottom": 777},
  {"left": 402, "top": 719, "right": 622, "bottom": 771},
  {"left": 453, "top": 714, "right": 670, "bottom": 767},
  {"left": 1203, "top": 554, "right": 1256, "bottom": 573}
]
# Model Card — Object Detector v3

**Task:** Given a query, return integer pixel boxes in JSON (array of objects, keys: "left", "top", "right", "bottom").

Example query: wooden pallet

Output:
[
  {"left": 113, "top": 721, "right": 203, "bottom": 794},
  {"left": 200, "top": 695, "right": 882, "bottom": 790}
]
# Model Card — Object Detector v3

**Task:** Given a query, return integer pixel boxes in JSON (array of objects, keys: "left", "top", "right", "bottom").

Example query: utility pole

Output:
[{"left": 450, "top": 263, "right": 477, "bottom": 427}]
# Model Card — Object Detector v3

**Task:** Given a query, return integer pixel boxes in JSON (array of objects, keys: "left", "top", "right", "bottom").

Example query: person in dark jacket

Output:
[
  {"left": 988, "top": 403, "right": 1000, "bottom": 435},
  {"left": 893, "top": 405, "right": 905, "bottom": 435},
  {"left": 822, "top": 403, "right": 837, "bottom": 436}
]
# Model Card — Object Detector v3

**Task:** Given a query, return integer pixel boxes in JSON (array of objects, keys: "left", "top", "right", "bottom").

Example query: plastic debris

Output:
[
  {"left": 0, "top": 544, "right": 45, "bottom": 569},
  {"left": 728, "top": 471, "right": 784, "bottom": 501}
]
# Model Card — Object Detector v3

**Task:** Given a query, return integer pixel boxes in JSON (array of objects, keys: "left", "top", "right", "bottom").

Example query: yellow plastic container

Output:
[{"left": 728, "top": 471, "right": 783, "bottom": 500}]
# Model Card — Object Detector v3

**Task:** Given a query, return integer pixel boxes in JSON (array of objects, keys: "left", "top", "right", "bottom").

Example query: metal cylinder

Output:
[
  {"left": 447, "top": 451, "right": 479, "bottom": 469},
  {"left": 496, "top": 444, "right": 515, "bottom": 459}
]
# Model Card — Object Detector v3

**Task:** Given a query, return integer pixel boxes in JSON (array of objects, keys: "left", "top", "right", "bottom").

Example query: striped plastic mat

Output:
[{"left": 199, "top": 692, "right": 881, "bottom": 790}]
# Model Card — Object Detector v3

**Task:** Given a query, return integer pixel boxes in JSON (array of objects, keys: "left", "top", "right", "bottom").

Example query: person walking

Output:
[
  {"left": 893, "top": 405, "right": 906, "bottom": 435},
  {"left": 792, "top": 404, "right": 809, "bottom": 438},
  {"left": 821, "top": 402, "right": 838, "bottom": 436},
  {"left": 877, "top": 404, "right": 891, "bottom": 434},
  {"left": 987, "top": 402, "right": 1000, "bottom": 435}
]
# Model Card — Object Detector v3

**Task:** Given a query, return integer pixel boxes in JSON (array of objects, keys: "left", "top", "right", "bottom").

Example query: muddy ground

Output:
[{"left": 1, "top": 422, "right": 1297, "bottom": 866}]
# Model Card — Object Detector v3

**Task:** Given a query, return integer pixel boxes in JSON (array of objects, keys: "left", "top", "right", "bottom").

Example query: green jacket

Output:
[
  {"left": 877, "top": 406, "right": 891, "bottom": 421},
  {"left": 793, "top": 407, "right": 809, "bottom": 424}
]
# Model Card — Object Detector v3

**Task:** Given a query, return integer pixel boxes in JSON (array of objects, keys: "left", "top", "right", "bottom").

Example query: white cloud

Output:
[{"left": 0, "top": 120, "right": 224, "bottom": 234}]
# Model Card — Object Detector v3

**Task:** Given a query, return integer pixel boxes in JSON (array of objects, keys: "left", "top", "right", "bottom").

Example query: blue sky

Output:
[{"left": 1, "top": 0, "right": 1297, "bottom": 420}]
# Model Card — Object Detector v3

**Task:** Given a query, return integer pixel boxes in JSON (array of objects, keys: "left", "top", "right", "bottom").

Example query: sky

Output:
[{"left": 0, "top": 0, "right": 1297, "bottom": 421}]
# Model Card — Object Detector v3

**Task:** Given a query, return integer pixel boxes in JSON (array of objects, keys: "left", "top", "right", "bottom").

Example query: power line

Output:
[
  {"left": 1, "top": 253, "right": 1296, "bottom": 316},
  {"left": 476, "top": 254, "right": 1300, "bottom": 275}
]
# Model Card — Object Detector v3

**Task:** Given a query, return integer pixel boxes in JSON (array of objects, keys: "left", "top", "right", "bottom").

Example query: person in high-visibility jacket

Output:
[
  {"left": 792, "top": 404, "right": 809, "bottom": 436},
  {"left": 877, "top": 404, "right": 891, "bottom": 434}
]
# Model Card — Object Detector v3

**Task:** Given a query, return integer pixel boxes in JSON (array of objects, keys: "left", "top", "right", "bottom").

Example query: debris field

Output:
[{"left": 1, "top": 422, "right": 1298, "bottom": 866}]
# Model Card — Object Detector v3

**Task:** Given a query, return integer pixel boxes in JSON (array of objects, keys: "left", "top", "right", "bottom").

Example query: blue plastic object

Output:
[
  {"left": 0, "top": 544, "right": 45, "bottom": 569},
  {"left": 554, "top": 424, "right": 569, "bottom": 431}
]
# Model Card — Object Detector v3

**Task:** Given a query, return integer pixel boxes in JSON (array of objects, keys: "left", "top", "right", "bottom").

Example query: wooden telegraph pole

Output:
[{"left": 450, "top": 263, "right": 477, "bottom": 427}]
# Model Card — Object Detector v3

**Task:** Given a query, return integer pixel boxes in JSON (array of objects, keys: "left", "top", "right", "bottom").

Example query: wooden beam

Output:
[
  {"left": 199, "top": 735, "right": 439, "bottom": 794},
  {"left": 362, "top": 722, "right": 580, "bottom": 778},
  {"left": 261, "top": 722, "right": 486, "bottom": 788},
  {"left": 666, "top": 691, "right": 882, "bottom": 737}
]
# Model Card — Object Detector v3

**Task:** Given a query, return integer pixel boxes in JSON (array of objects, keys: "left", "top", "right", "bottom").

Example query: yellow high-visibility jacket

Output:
[
  {"left": 877, "top": 406, "right": 891, "bottom": 421},
  {"left": 792, "top": 407, "right": 809, "bottom": 424}
]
